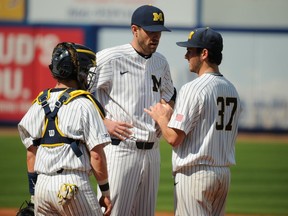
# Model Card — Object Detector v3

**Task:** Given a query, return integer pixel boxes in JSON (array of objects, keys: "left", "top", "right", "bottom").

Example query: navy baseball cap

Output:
[
  {"left": 131, "top": 5, "right": 171, "bottom": 32},
  {"left": 176, "top": 27, "right": 223, "bottom": 53}
]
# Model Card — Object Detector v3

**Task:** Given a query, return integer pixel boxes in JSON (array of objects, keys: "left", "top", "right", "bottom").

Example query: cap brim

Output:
[
  {"left": 142, "top": 25, "right": 171, "bottom": 32},
  {"left": 176, "top": 41, "right": 202, "bottom": 48}
]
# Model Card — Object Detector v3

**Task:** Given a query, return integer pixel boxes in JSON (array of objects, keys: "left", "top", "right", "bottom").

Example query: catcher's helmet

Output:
[{"left": 49, "top": 42, "right": 96, "bottom": 90}]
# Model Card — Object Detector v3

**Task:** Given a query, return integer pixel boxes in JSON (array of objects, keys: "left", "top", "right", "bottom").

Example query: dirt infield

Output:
[
  {"left": 0, "top": 209, "right": 18, "bottom": 216},
  {"left": 236, "top": 132, "right": 288, "bottom": 143},
  {"left": 0, "top": 127, "right": 19, "bottom": 136}
]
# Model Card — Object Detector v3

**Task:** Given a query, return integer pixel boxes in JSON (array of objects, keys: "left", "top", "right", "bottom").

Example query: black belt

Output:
[
  {"left": 111, "top": 139, "right": 154, "bottom": 150},
  {"left": 57, "top": 168, "right": 64, "bottom": 174}
]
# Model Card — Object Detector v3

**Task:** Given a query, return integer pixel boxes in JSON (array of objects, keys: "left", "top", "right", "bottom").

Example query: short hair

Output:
[{"left": 196, "top": 48, "right": 222, "bottom": 65}]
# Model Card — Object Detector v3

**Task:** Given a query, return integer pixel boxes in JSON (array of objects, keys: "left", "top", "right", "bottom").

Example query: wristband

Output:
[
  {"left": 98, "top": 179, "right": 110, "bottom": 196},
  {"left": 99, "top": 182, "right": 109, "bottom": 192},
  {"left": 28, "top": 172, "right": 38, "bottom": 195}
]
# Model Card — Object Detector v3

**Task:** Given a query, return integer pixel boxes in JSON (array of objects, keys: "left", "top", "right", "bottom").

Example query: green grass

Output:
[
  {"left": 227, "top": 141, "right": 288, "bottom": 215},
  {"left": 1, "top": 135, "right": 288, "bottom": 215},
  {"left": 0, "top": 136, "right": 27, "bottom": 206},
  {"left": 156, "top": 139, "right": 288, "bottom": 215}
]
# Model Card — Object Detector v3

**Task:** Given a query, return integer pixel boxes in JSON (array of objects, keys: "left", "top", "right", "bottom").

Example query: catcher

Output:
[{"left": 17, "top": 42, "right": 112, "bottom": 215}]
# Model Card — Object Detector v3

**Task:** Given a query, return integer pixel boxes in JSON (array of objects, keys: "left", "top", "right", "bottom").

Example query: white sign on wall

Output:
[
  {"left": 203, "top": 0, "right": 288, "bottom": 28},
  {"left": 28, "top": 0, "right": 196, "bottom": 27}
]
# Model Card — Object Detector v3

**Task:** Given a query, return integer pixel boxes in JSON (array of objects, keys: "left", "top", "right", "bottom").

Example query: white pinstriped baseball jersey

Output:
[
  {"left": 18, "top": 89, "right": 111, "bottom": 215},
  {"left": 168, "top": 73, "right": 242, "bottom": 173},
  {"left": 90, "top": 43, "right": 174, "bottom": 216},
  {"left": 91, "top": 43, "right": 175, "bottom": 142},
  {"left": 169, "top": 73, "right": 241, "bottom": 216}
]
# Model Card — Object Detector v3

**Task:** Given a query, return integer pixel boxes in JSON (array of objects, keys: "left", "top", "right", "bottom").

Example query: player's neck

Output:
[
  {"left": 199, "top": 63, "right": 219, "bottom": 76},
  {"left": 55, "top": 80, "right": 78, "bottom": 89},
  {"left": 130, "top": 42, "right": 153, "bottom": 59}
]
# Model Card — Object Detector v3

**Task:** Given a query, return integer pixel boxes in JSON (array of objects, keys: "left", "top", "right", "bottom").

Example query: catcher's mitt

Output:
[{"left": 16, "top": 200, "right": 34, "bottom": 216}]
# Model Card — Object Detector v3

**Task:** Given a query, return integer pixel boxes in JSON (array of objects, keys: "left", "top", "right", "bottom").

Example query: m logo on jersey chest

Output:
[{"left": 152, "top": 75, "right": 161, "bottom": 92}]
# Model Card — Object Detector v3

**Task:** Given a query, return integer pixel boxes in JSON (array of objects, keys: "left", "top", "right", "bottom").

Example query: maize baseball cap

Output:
[
  {"left": 131, "top": 5, "right": 171, "bottom": 32},
  {"left": 176, "top": 27, "right": 223, "bottom": 53}
]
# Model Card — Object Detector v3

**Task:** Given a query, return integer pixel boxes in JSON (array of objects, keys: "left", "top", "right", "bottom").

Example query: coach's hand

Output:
[{"left": 104, "top": 118, "right": 133, "bottom": 140}]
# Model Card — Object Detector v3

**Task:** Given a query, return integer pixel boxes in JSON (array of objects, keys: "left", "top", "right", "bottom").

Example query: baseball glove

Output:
[
  {"left": 16, "top": 200, "right": 34, "bottom": 216},
  {"left": 57, "top": 183, "right": 78, "bottom": 206}
]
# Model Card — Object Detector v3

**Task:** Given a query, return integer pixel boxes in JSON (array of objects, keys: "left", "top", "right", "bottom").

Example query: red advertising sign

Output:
[{"left": 0, "top": 27, "right": 84, "bottom": 122}]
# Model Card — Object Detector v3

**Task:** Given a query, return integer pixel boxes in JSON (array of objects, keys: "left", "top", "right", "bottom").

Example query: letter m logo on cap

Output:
[{"left": 153, "top": 13, "right": 163, "bottom": 22}]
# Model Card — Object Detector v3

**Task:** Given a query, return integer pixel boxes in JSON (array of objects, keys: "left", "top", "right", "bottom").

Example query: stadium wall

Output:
[{"left": 1, "top": 0, "right": 288, "bottom": 133}]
